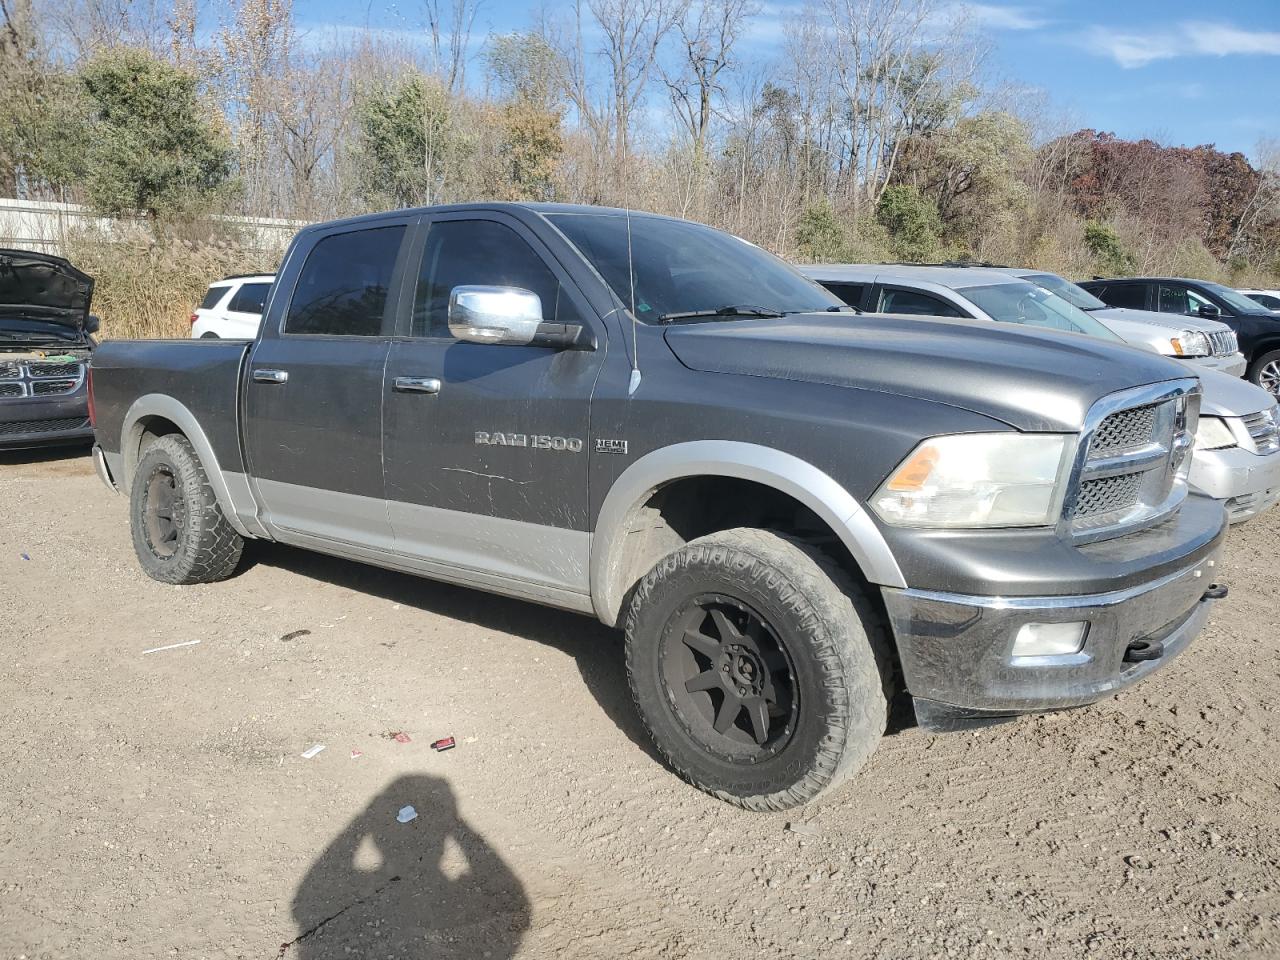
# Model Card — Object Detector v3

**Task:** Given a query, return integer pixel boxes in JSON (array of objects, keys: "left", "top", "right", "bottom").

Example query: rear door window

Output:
[
  {"left": 878, "top": 287, "right": 966, "bottom": 318},
  {"left": 1098, "top": 283, "right": 1147, "bottom": 310},
  {"left": 822, "top": 282, "right": 866, "bottom": 309},
  {"left": 284, "top": 226, "right": 405, "bottom": 336},
  {"left": 228, "top": 282, "right": 271, "bottom": 315}
]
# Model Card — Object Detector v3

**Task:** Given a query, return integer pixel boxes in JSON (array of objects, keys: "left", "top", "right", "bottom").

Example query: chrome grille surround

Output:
[
  {"left": 1242, "top": 406, "right": 1280, "bottom": 455},
  {"left": 1208, "top": 329, "right": 1239, "bottom": 358},
  {"left": 1062, "top": 379, "right": 1201, "bottom": 544},
  {"left": 0, "top": 359, "right": 86, "bottom": 399}
]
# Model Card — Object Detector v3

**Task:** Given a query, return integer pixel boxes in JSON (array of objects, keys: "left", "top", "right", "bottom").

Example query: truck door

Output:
[
  {"left": 382, "top": 212, "right": 606, "bottom": 597},
  {"left": 243, "top": 220, "right": 412, "bottom": 549}
]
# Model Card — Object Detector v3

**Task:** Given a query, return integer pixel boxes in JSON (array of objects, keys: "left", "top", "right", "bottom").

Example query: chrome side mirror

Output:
[{"left": 448, "top": 285, "right": 542, "bottom": 345}]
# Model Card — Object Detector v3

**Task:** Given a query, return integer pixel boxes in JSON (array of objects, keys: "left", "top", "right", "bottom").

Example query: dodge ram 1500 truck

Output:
[{"left": 89, "top": 203, "right": 1229, "bottom": 810}]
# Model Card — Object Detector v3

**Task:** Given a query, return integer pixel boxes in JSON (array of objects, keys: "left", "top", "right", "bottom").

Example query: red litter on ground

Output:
[
  {"left": 431, "top": 736, "right": 456, "bottom": 752},
  {"left": 393, "top": 732, "right": 411, "bottom": 744},
  {"left": 350, "top": 749, "right": 363, "bottom": 759}
]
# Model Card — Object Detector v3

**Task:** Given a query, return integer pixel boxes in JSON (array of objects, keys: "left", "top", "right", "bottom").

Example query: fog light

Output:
[{"left": 1012, "top": 621, "right": 1087, "bottom": 657}]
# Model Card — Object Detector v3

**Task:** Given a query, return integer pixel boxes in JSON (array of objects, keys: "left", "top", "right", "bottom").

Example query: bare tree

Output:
[
  {"left": 424, "top": 0, "right": 480, "bottom": 95},
  {"left": 661, "top": 0, "right": 757, "bottom": 161}
]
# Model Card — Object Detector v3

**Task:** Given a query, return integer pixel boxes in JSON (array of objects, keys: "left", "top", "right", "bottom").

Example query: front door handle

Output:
[
  {"left": 252, "top": 368, "right": 288, "bottom": 384},
  {"left": 393, "top": 376, "right": 441, "bottom": 394}
]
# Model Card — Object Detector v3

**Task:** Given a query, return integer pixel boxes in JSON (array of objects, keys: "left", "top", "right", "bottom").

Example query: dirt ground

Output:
[{"left": 2, "top": 447, "right": 1278, "bottom": 960}]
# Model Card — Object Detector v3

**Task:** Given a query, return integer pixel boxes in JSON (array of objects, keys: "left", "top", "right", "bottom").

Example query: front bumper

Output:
[
  {"left": 1193, "top": 353, "right": 1247, "bottom": 378},
  {"left": 882, "top": 547, "right": 1224, "bottom": 730},
  {"left": 1190, "top": 444, "right": 1280, "bottom": 522}
]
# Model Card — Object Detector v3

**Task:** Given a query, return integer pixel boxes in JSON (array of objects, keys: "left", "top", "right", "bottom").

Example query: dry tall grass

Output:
[{"left": 63, "top": 223, "right": 281, "bottom": 340}]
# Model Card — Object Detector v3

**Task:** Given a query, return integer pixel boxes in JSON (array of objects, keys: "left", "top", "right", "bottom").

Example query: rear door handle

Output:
[
  {"left": 393, "top": 376, "right": 441, "bottom": 394},
  {"left": 253, "top": 368, "right": 288, "bottom": 384}
]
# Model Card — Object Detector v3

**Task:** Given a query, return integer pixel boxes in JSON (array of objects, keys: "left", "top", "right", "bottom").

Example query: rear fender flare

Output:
[{"left": 119, "top": 394, "right": 264, "bottom": 538}]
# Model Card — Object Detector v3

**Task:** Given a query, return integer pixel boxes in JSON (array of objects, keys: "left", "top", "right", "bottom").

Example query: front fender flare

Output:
[{"left": 590, "top": 441, "right": 906, "bottom": 625}]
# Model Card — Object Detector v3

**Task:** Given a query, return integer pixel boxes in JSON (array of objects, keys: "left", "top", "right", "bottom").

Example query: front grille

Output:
[
  {"left": 1066, "top": 385, "right": 1197, "bottom": 542},
  {"left": 1090, "top": 404, "right": 1159, "bottom": 455},
  {"left": 0, "top": 360, "right": 85, "bottom": 401},
  {"left": 1243, "top": 408, "right": 1280, "bottom": 455},
  {"left": 27, "top": 361, "right": 81, "bottom": 377},
  {"left": 1209, "top": 330, "right": 1239, "bottom": 357},
  {"left": 1075, "top": 472, "right": 1144, "bottom": 518},
  {"left": 0, "top": 416, "right": 90, "bottom": 436},
  {"left": 31, "top": 379, "right": 78, "bottom": 396}
]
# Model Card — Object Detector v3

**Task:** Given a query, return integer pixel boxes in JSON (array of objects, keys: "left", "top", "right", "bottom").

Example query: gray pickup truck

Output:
[{"left": 90, "top": 203, "right": 1228, "bottom": 810}]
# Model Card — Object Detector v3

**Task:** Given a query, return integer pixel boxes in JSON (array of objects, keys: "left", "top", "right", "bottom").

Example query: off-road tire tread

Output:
[
  {"left": 130, "top": 434, "right": 243, "bottom": 585},
  {"left": 624, "top": 527, "right": 892, "bottom": 812}
]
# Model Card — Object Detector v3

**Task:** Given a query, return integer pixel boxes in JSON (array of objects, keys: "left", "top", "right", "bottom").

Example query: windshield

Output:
[
  {"left": 546, "top": 213, "right": 844, "bottom": 321},
  {"left": 1019, "top": 272, "right": 1108, "bottom": 311},
  {"left": 1201, "top": 280, "right": 1268, "bottom": 314},
  {"left": 957, "top": 281, "right": 1122, "bottom": 341}
]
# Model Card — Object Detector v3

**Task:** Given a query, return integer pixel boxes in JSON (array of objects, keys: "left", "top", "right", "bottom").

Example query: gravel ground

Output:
[{"left": 2, "top": 447, "right": 1278, "bottom": 960}]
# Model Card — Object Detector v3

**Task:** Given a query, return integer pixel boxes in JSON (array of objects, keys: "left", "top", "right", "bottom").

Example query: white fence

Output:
[{"left": 0, "top": 197, "right": 303, "bottom": 254}]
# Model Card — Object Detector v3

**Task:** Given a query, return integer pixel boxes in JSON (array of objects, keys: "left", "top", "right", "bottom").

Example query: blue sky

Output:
[{"left": 293, "top": 0, "right": 1280, "bottom": 159}]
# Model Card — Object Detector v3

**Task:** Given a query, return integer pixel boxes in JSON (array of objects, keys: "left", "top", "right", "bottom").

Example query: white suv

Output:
[{"left": 190, "top": 274, "right": 274, "bottom": 339}]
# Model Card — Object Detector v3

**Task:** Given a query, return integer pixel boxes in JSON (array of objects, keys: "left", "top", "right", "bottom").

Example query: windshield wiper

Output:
[{"left": 657, "top": 304, "right": 786, "bottom": 323}]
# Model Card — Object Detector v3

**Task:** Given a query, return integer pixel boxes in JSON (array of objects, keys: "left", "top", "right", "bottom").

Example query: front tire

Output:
[
  {"left": 624, "top": 528, "right": 892, "bottom": 811},
  {"left": 1248, "top": 349, "right": 1280, "bottom": 399},
  {"left": 129, "top": 434, "right": 244, "bottom": 584}
]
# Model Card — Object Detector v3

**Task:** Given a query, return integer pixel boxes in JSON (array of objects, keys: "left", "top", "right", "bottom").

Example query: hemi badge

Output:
[{"left": 596, "top": 439, "right": 629, "bottom": 455}]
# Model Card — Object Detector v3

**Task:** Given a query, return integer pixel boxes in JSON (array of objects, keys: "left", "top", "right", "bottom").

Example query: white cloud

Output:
[
  {"left": 950, "top": 3, "right": 1048, "bottom": 31},
  {"left": 1080, "top": 20, "right": 1280, "bottom": 69}
]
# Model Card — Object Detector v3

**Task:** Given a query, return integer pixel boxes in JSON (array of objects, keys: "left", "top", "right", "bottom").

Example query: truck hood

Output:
[
  {"left": 0, "top": 249, "right": 95, "bottom": 334},
  {"left": 1092, "top": 306, "right": 1227, "bottom": 335},
  {"left": 663, "top": 313, "right": 1191, "bottom": 432}
]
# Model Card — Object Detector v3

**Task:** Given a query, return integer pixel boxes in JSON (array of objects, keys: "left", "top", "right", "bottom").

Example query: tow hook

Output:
[
  {"left": 1123, "top": 639, "right": 1164, "bottom": 663},
  {"left": 1201, "top": 582, "right": 1228, "bottom": 601}
]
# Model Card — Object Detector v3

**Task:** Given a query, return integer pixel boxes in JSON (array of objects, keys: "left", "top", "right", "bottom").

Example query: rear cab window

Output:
[
  {"left": 822, "top": 282, "right": 866, "bottom": 309},
  {"left": 284, "top": 226, "right": 405, "bottom": 336}
]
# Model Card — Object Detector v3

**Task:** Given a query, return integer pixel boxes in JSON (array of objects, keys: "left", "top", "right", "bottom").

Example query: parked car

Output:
[
  {"left": 190, "top": 274, "right": 274, "bottom": 339},
  {"left": 1080, "top": 277, "right": 1280, "bottom": 396},
  {"left": 989, "top": 267, "right": 1243, "bottom": 377},
  {"left": 1238, "top": 289, "right": 1280, "bottom": 312},
  {"left": 802, "top": 264, "right": 1280, "bottom": 522},
  {"left": 0, "top": 248, "right": 99, "bottom": 450},
  {"left": 91, "top": 203, "right": 1227, "bottom": 810}
]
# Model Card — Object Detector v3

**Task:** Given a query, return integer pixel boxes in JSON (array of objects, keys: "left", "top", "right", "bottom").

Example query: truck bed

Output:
[{"left": 92, "top": 338, "right": 252, "bottom": 478}]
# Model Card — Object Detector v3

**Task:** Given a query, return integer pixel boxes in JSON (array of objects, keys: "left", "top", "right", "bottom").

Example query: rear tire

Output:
[
  {"left": 129, "top": 434, "right": 243, "bottom": 584},
  {"left": 1248, "top": 349, "right": 1280, "bottom": 399},
  {"left": 624, "top": 528, "right": 892, "bottom": 811}
]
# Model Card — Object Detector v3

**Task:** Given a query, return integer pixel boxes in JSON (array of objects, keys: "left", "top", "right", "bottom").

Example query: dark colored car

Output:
[
  {"left": 0, "top": 249, "right": 99, "bottom": 450},
  {"left": 89, "top": 204, "right": 1226, "bottom": 810},
  {"left": 1079, "top": 277, "right": 1280, "bottom": 397}
]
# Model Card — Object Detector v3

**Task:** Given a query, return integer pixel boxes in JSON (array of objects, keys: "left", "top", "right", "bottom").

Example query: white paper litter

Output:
[
  {"left": 300, "top": 744, "right": 326, "bottom": 759},
  {"left": 396, "top": 805, "right": 418, "bottom": 823}
]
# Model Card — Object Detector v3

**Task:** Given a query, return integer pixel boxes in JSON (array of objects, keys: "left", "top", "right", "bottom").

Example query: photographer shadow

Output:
[{"left": 285, "top": 774, "right": 530, "bottom": 959}]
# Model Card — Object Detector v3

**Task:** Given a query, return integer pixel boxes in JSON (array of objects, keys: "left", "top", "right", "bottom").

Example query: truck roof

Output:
[{"left": 296, "top": 201, "right": 684, "bottom": 236}]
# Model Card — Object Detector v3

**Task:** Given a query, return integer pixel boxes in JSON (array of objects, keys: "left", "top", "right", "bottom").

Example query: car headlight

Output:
[
  {"left": 1170, "top": 331, "right": 1210, "bottom": 357},
  {"left": 1194, "top": 416, "right": 1237, "bottom": 451},
  {"left": 872, "top": 433, "right": 1069, "bottom": 528}
]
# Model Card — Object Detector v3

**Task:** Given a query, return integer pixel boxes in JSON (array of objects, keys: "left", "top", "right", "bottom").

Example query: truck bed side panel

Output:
[{"left": 92, "top": 339, "right": 251, "bottom": 474}]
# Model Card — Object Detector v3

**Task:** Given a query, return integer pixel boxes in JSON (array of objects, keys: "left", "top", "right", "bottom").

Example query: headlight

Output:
[
  {"left": 1170, "top": 331, "right": 1210, "bottom": 357},
  {"left": 1194, "top": 416, "right": 1237, "bottom": 451},
  {"left": 872, "top": 433, "right": 1069, "bottom": 528}
]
